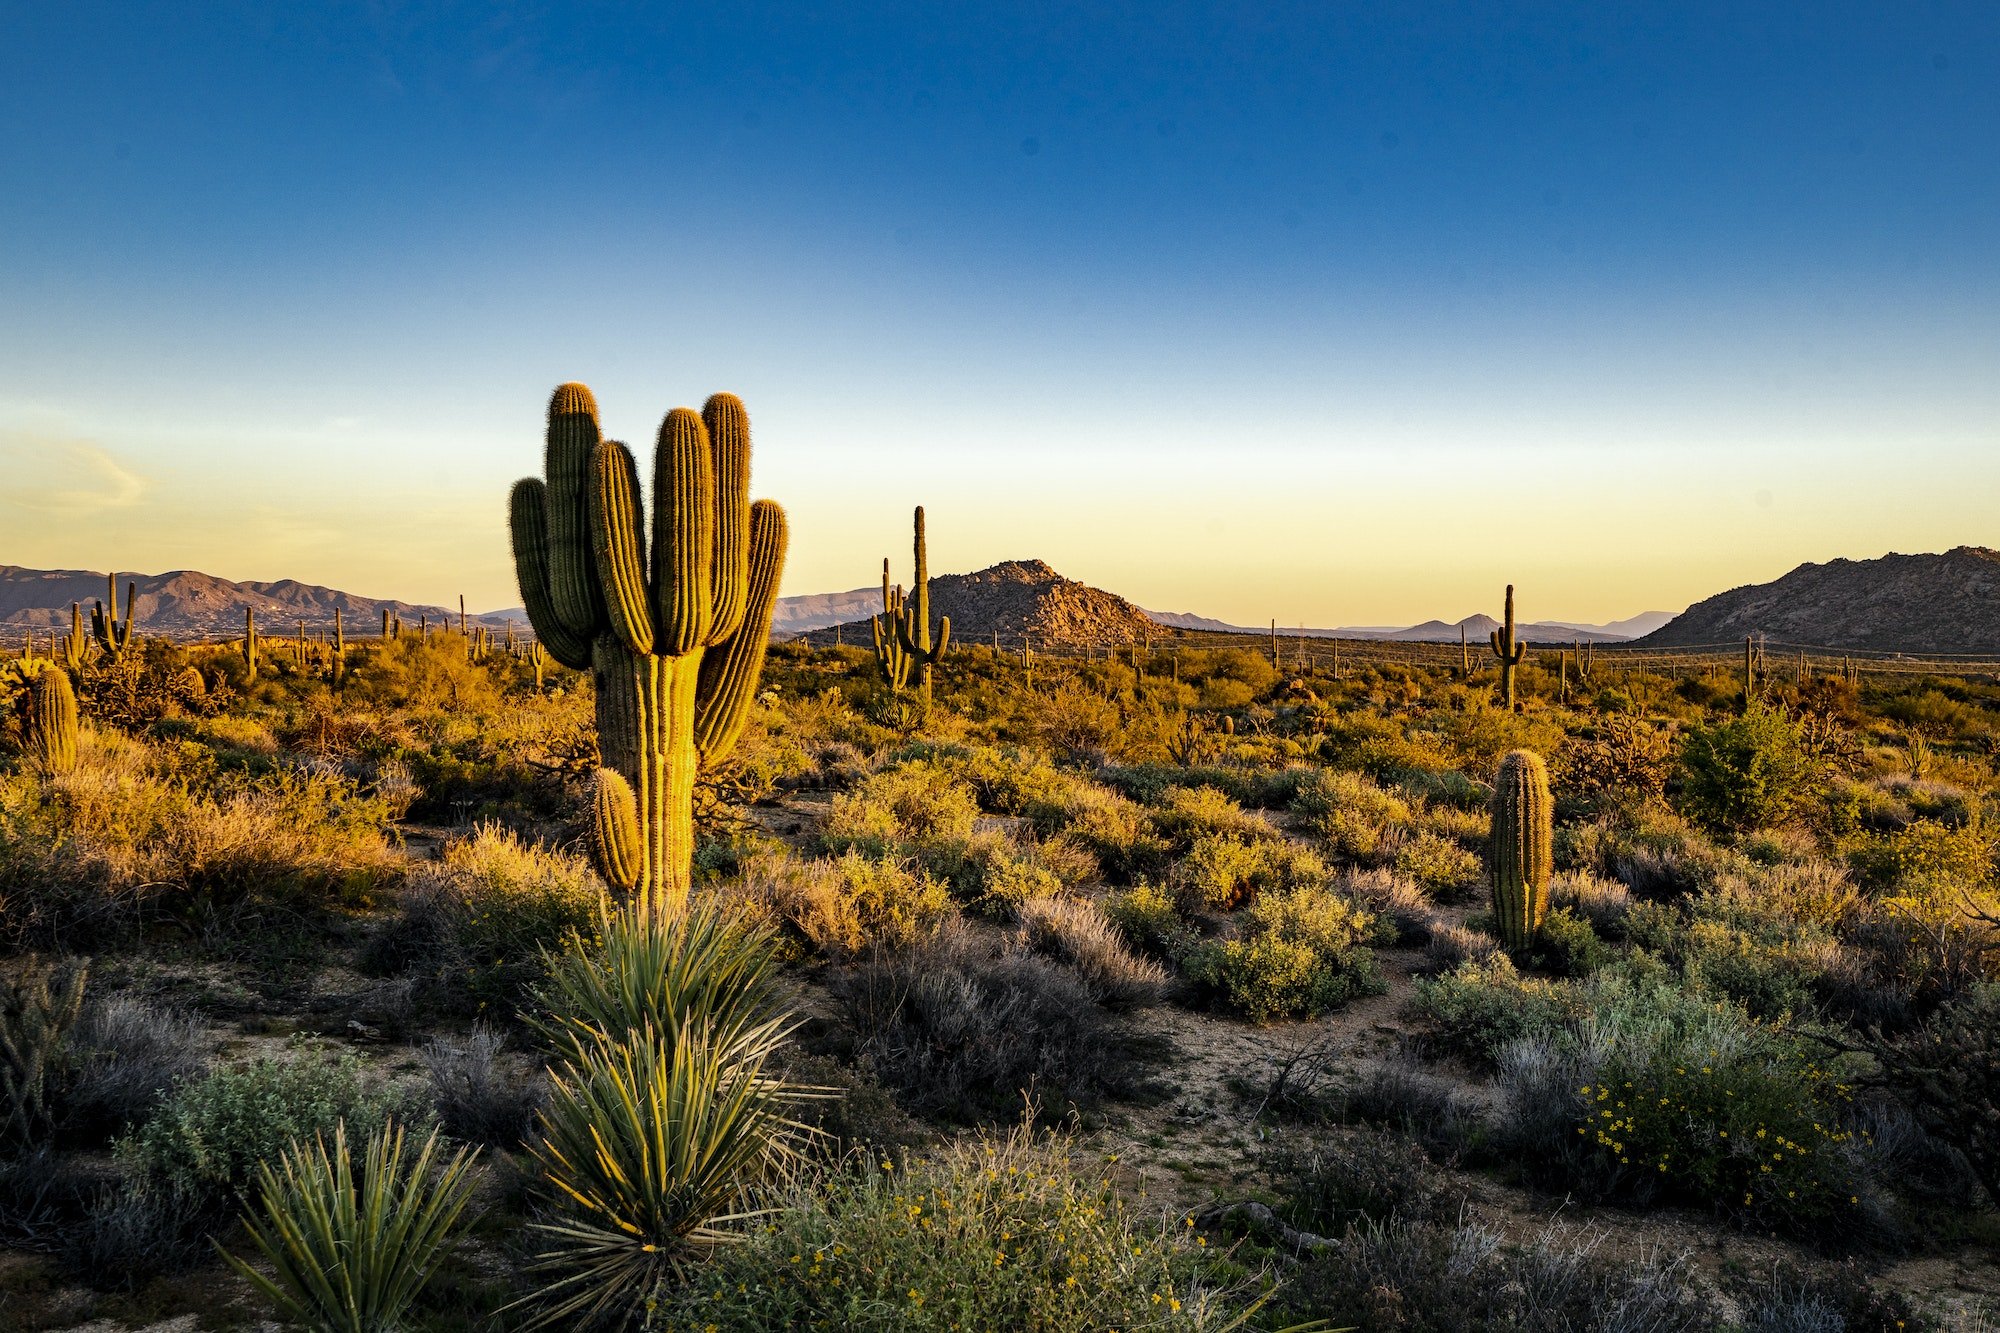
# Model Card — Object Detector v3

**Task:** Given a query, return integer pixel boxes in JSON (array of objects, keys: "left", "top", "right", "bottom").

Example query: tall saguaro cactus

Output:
[
  {"left": 510, "top": 383, "right": 788, "bottom": 917},
  {"left": 25, "top": 667, "right": 79, "bottom": 775},
  {"left": 870, "top": 558, "right": 913, "bottom": 692},
  {"left": 1489, "top": 748, "right": 1552, "bottom": 948},
  {"left": 887, "top": 506, "right": 950, "bottom": 702},
  {"left": 91, "top": 575, "right": 137, "bottom": 663},
  {"left": 1488, "top": 584, "right": 1528, "bottom": 711},
  {"left": 243, "top": 608, "right": 260, "bottom": 681}
]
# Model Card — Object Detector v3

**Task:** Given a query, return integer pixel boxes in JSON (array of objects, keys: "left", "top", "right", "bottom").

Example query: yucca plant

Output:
[
  {"left": 518, "top": 1019, "right": 813, "bottom": 1328},
  {"left": 222, "top": 1120, "right": 482, "bottom": 1333},
  {"left": 529, "top": 897, "right": 785, "bottom": 1051}
]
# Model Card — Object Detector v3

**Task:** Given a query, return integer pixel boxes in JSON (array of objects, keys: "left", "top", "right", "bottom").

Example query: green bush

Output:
[
  {"left": 1391, "top": 830, "right": 1482, "bottom": 901},
  {"left": 1184, "top": 886, "right": 1384, "bottom": 1021},
  {"left": 1675, "top": 704, "right": 1821, "bottom": 832},
  {"left": 1171, "top": 833, "right": 1328, "bottom": 912},
  {"left": 120, "top": 1045, "right": 415, "bottom": 1206},
  {"left": 1105, "top": 882, "right": 1199, "bottom": 961},
  {"left": 740, "top": 850, "right": 952, "bottom": 956},
  {"left": 1405, "top": 955, "right": 1585, "bottom": 1066},
  {"left": 824, "top": 762, "right": 981, "bottom": 852},
  {"left": 648, "top": 1122, "right": 1266, "bottom": 1331}
]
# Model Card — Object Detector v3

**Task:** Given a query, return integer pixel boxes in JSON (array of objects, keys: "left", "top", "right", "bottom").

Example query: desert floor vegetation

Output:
[{"left": 2, "top": 630, "right": 1998, "bottom": 1329}]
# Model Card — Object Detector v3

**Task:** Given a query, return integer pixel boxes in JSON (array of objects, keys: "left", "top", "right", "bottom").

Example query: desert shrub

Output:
[
  {"left": 948, "top": 744, "right": 1090, "bottom": 831},
  {"left": 648, "top": 1122, "right": 1262, "bottom": 1332},
  {"left": 388, "top": 825, "right": 602, "bottom": 1014},
  {"left": 421, "top": 1023, "right": 542, "bottom": 1146},
  {"left": 224, "top": 1121, "right": 481, "bottom": 1333},
  {"left": 1104, "top": 881, "right": 1200, "bottom": 961},
  {"left": 0, "top": 732, "right": 400, "bottom": 940},
  {"left": 1492, "top": 971, "right": 1873, "bottom": 1239},
  {"left": 1015, "top": 895, "right": 1169, "bottom": 1009},
  {"left": 1405, "top": 954, "right": 1584, "bottom": 1067},
  {"left": 1291, "top": 768, "right": 1413, "bottom": 862},
  {"left": 1183, "top": 886, "right": 1385, "bottom": 1022},
  {"left": 1273, "top": 1215, "right": 1709, "bottom": 1332},
  {"left": 1342, "top": 1054, "right": 1481, "bottom": 1156},
  {"left": 1676, "top": 704, "right": 1822, "bottom": 832},
  {"left": 740, "top": 849, "right": 952, "bottom": 956},
  {"left": 63, "top": 993, "right": 207, "bottom": 1143},
  {"left": 119, "top": 1044, "right": 417, "bottom": 1208},
  {"left": 1858, "top": 982, "right": 2000, "bottom": 1207},
  {"left": 1548, "top": 870, "right": 1633, "bottom": 936},
  {"left": 1392, "top": 830, "right": 1483, "bottom": 901},
  {"left": 1726, "top": 1260, "right": 1926, "bottom": 1333},
  {"left": 1146, "top": 784, "right": 1279, "bottom": 847},
  {"left": 1029, "top": 683, "right": 1124, "bottom": 762},
  {"left": 920, "top": 829, "right": 1065, "bottom": 914},
  {"left": 1266, "top": 1126, "right": 1465, "bottom": 1231},
  {"left": 1424, "top": 922, "right": 1506, "bottom": 973},
  {"left": 1171, "top": 833, "right": 1329, "bottom": 912},
  {"left": 1059, "top": 784, "right": 1169, "bottom": 880},
  {"left": 1849, "top": 817, "right": 1995, "bottom": 898},
  {"left": 1339, "top": 867, "right": 1437, "bottom": 944},
  {"left": 835, "top": 921, "right": 1157, "bottom": 1121},
  {"left": 1531, "top": 907, "right": 1612, "bottom": 977},
  {"left": 823, "top": 761, "right": 981, "bottom": 852}
]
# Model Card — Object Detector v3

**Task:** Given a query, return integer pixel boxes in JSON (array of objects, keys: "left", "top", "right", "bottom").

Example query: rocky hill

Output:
[
  {"left": 1637, "top": 547, "right": 2000, "bottom": 652},
  {"left": 810, "top": 559, "right": 1158, "bottom": 648},
  {"left": 0, "top": 565, "right": 514, "bottom": 640}
]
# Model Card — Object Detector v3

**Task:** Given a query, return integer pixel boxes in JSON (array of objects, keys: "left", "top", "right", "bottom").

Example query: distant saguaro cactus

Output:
[
  {"left": 527, "top": 640, "right": 548, "bottom": 690},
  {"left": 25, "top": 667, "right": 79, "bottom": 774},
  {"left": 91, "top": 575, "right": 137, "bottom": 663},
  {"left": 887, "top": 506, "right": 950, "bottom": 702},
  {"left": 1489, "top": 749, "right": 1552, "bottom": 948},
  {"left": 1488, "top": 584, "right": 1528, "bottom": 711},
  {"left": 58, "top": 604, "right": 90, "bottom": 672},
  {"left": 243, "top": 608, "right": 260, "bottom": 681},
  {"left": 509, "top": 383, "right": 788, "bottom": 917},
  {"left": 870, "top": 558, "right": 913, "bottom": 692}
]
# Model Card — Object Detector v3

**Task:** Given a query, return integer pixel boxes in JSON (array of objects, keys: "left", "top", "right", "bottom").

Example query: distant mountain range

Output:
[
  {"left": 0, "top": 566, "right": 521, "bottom": 639},
  {"left": 1637, "top": 547, "right": 2000, "bottom": 653},
  {"left": 1098, "top": 608, "right": 1675, "bottom": 643}
]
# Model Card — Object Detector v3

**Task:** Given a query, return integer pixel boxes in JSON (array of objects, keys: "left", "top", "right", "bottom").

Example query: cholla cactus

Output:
[
  {"left": 24, "top": 667, "right": 79, "bottom": 774},
  {"left": 1489, "top": 749, "right": 1552, "bottom": 948},
  {"left": 509, "top": 383, "right": 788, "bottom": 917},
  {"left": 1488, "top": 584, "right": 1528, "bottom": 711},
  {"left": 90, "top": 575, "right": 137, "bottom": 663}
]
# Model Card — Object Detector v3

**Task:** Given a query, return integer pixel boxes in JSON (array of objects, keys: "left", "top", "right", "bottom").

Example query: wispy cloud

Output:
[{"left": 0, "top": 433, "right": 148, "bottom": 515}]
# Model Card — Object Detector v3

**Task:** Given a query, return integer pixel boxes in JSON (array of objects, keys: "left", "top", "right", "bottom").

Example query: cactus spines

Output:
[
  {"left": 1488, "top": 584, "right": 1528, "bottom": 711},
  {"left": 1489, "top": 748, "right": 1553, "bottom": 949},
  {"left": 242, "top": 607, "right": 259, "bottom": 680},
  {"left": 58, "top": 604, "right": 90, "bottom": 672},
  {"left": 890, "top": 506, "right": 950, "bottom": 701},
  {"left": 871, "top": 558, "right": 913, "bottom": 692},
  {"left": 90, "top": 575, "right": 136, "bottom": 662},
  {"left": 24, "top": 667, "right": 79, "bottom": 774},
  {"left": 510, "top": 382, "right": 788, "bottom": 917}
]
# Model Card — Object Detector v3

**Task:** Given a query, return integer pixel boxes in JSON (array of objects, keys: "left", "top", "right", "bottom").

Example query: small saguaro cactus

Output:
[
  {"left": 91, "top": 575, "right": 137, "bottom": 663},
  {"left": 509, "top": 382, "right": 788, "bottom": 917},
  {"left": 1489, "top": 748, "right": 1553, "bottom": 949},
  {"left": 1488, "top": 584, "right": 1528, "bottom": 711},
  {"left": 242, "top": 608, "right": 260, "bottom": 681},
  {"left": 24, "top": 667, "right": 79, "bottom": 774},
  {"left": 58, "top": 604, "right": 90, "bottom": 672},
  {"left": 527, "top": 639, "right": 549, "bottom": 690},
  {"left": 887, "top": 506, "right": 950, "bottom": 701},
  {"left": 870, "top": 558, "right": 913, "bottom": 692},
  {"left": 1460, "top": 624, "right": 1470, "bottom": 678}
]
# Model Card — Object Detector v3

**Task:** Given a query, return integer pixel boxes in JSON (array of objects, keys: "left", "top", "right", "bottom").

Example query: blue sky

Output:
[{"left": 1, "top": 3, "right": 1994, "bottom": 625}]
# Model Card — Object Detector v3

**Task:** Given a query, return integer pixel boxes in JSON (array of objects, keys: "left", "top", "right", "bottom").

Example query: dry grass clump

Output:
[
  {"left": 834, "top": 920, "right": 1162, "bottom": 1121},
  {"left": 1014, "top": 895, "right": 1169, "bottom": 1009},
  {"left": 0, "top": 728, "right": 400, "bottom": 941}
]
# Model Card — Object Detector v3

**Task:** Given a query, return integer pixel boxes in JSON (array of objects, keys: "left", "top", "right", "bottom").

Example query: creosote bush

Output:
[
  {"left": 647, "top": 1121, "right": 1269, "bottom": 1332},
  {"left": 1184, "top": 885, "right": 1386, "bottom": 1022}
]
